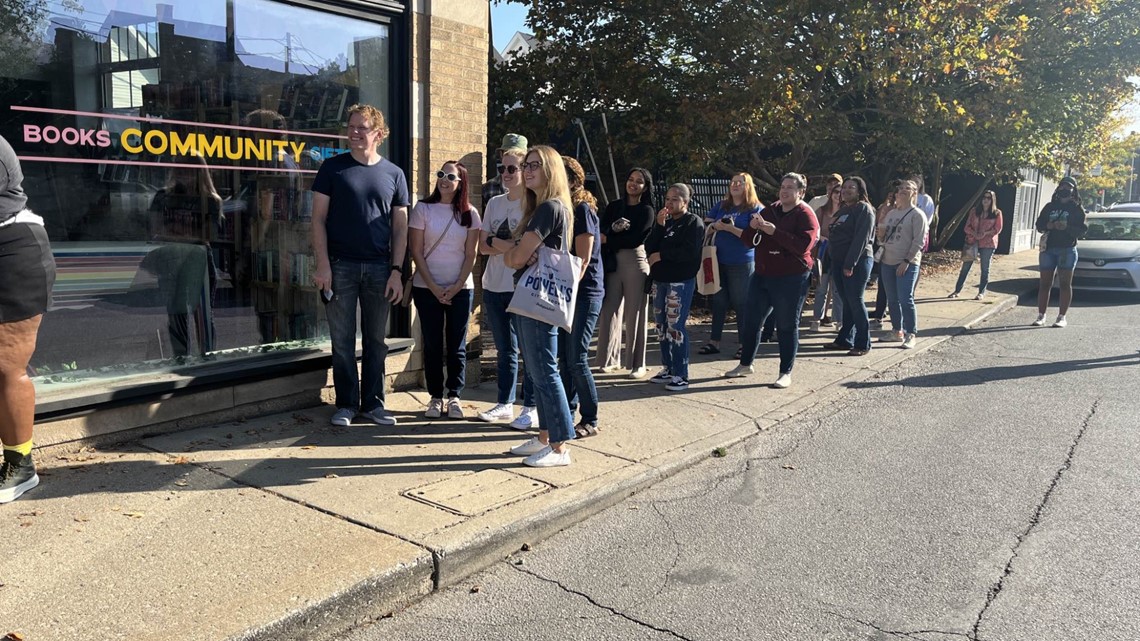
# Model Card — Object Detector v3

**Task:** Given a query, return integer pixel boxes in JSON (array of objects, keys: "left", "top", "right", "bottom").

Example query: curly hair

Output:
[
  {"left": 562, "top": 156, "right": 597, "bottom": 210},
  {"left": 345, "top": 103, "right": 389, "bottom": 140}
]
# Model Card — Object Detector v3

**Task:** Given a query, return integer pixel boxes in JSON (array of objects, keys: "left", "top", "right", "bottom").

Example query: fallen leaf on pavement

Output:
[
  {"left": 324, "top": 473, "right": 339, "bottom": 479},
  {"left": 169, "top": 456, "right": 190, "bottom": 465},
  {"left": 6, "top": 631, "right": 27, "bottom": 640},
  {"left": 123, "top": 512, "right": 145, "bottom": 518},
  {"left": 74, "top": 516, "right": 90, "bottom": 523},
  {"left": 174, "top": 479, "right": 189, "bottom": 487},
  {"left": 470, "top": 585, "right": 481, "bottom": 593},
  {"left": 300, "top": 445, "right": 317, "bottom": 450},
  {"left": 17, "top": 511, "right": 43, "bottom": 518},
  {"left": 782, "top": 464, "right": 796, "bottom": 470}
]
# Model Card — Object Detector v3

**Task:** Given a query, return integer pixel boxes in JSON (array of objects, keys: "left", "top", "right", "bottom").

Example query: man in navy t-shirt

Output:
[{"left": 312, "top": 104, "right": 409, "bottom": 427}]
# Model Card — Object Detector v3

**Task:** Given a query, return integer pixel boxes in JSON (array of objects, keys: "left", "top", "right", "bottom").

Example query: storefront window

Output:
[{"left": 1, "top": 0, "right": 398, "bottom": 397}]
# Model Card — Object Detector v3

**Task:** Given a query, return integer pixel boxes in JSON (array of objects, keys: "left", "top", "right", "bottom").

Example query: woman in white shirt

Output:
[{"left": 409, "top": 161, "right": 481, "bottom": 419}]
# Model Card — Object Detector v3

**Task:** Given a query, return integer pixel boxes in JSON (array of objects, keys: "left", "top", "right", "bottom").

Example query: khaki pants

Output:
[{"left": 595, "top": 247, "right": 650, "bottom": 370}]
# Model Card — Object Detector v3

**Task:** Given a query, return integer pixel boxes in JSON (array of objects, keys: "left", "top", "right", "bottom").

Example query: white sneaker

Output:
[
  {"left": 510, "top": 437, "right": 547, "bottom": 456},
  {"left": 510, "top": 406, "right": 539, "bottom": 430},
  {"left": 1053, "top": 315, "right": 1067, "bottom": 328},
  {"left": 424, "top": 398, "right": 443, "bottom": 419},
  {"left": 649, "top": 369, "right": 673, "bottom": 384},
  {"left": 447, "top": 398, "right": 464, "bottom": 419},
  {"left": 724, "top": 364, "right": 754, "bottom": 378},
  {"left": 901, "top": 333, "right": 917, "bottom": 349},
  {"left": 880, "top": 330, "right": 905, "bottom": 343},
  {"left": 810, "top": 320, "right": 821, "bottom": 332},
  {"left": 628, "top": 367, "right": 650, "bottom": 379},
  {"left": 1032, "top": 313, "right": 1047, "bottom": 327},
  {"left": 523, "top": 446, "right": 572, "bottom": 467},
  {"left": 330, "top": 408, "right": 356, "bottom": 426},
  {"left": 597, "top": 364, "right": 622, "bottom": 373},
  {"left": 772, "top": 373, "right": 792, "bottom": 389},
  {"left": 478, "top": 403, "right": 514, "bottom": 423}
]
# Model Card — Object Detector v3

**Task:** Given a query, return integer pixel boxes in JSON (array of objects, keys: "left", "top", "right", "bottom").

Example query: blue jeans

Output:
[
  {"left": 812, "top": 270, "right": 843, "bottom": 324},
  {"left": 955, "top": 247, "right": 995, "bottom": 294},
  {"left": 327, "top": 258, "right": 391, "bottom": 412},
  {"left": 483, "top": 290, "right": 519, "bottom": 405},
  {"left": 740, "top": 271, "right": 810, "bottom": 374},
  {"left": 514, "top": 315, "right": 537, "bottom": 408},
  {"left": 833, "top": 256, "right": 873, "bottom": 351},
  {"left": 881, "top": 262, "right": 920, "bottom": 336},
  {"left": 710, "top": 261, "right": 753, "bottom": 343},
  {"left": 653, "top": 279, "right": 696, "bottom": 380},
  {"left": 516, "top": 316, "right": 575, "bottom": 443},
  {"left": 412, "top": 286, "right": 472, "bottom": 399},
  {"left": 559, "top": 296, "right": 602, "bottom": 426}
]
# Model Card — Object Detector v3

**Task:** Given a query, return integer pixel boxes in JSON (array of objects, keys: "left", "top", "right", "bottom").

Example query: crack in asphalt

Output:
[
  {"left": 969, "top": 397, "right": 1101, "bottom": 641},
  {"left": 826, "top": 610, "right": 972, "bottom": 640},
  {"left": 509, "top": 563, "right": 697, "bottom": 641}
]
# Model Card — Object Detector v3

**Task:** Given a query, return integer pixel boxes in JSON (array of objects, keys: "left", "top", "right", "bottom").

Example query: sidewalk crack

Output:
[
  {"left": 509, "top": 563, "right": 697, "bottom": 641},
  {"left": 970, "top": 397, "right": 1100, "bottom": 640}
]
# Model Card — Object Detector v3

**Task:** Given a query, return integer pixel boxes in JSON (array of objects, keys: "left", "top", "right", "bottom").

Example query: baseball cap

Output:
[{"left": 497, "top": 133, "right": 528, "bottom": 154}]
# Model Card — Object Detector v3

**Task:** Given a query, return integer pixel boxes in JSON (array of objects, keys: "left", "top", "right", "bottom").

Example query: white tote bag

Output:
[
  {"left": 508, "top": 244, "right": 583, "bottom": 333},
  {"left": 696, "top": 232, "right": 722, "bottom": 296}
]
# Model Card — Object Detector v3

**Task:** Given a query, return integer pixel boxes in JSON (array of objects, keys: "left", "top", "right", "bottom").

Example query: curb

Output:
[{"left": 232, "top": 289, "right": 1033, "bottom": 641}]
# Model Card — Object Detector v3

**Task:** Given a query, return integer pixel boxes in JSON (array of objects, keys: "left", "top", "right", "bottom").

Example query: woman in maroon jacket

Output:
[{"left": 721, "top": 173, "right": 819, "bottom": 389}]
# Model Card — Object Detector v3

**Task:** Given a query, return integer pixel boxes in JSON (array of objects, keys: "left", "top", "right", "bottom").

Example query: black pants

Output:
[{"left": 411, "top": 286, "right": 472, "bottom": 398}]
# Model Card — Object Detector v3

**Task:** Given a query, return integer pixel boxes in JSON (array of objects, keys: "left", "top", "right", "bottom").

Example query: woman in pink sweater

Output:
[{"left": 949, "top": 190, "right": 1003, "bottom": 300}]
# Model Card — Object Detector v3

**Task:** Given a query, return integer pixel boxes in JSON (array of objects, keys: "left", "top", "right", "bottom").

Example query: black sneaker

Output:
[
  {"left": 665, "top": 376, "right": 690, "bottom": 392},
  {"left": 0, "top": 450, "right": 39, "bottom": 504}
]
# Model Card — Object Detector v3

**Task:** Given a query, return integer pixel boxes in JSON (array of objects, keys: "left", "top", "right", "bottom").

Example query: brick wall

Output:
[{"left": 405, "top": 1, "right": 490, "bottom": 389}]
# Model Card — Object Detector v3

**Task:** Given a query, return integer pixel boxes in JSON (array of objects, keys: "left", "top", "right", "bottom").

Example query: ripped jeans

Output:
[{"left": 652, "top": 279, "right": 696, "bottom": 381}]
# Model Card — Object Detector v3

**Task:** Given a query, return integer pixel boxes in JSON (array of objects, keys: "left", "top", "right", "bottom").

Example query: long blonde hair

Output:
[
  {"left": 722, "top": 172, "right": 761, "bottom": 209},
  {"left": 518, "top": 145, "right": 572, "bottom": 243}
]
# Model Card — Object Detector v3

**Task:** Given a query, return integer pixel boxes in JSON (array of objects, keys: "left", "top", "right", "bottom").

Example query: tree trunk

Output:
[
  {"left": 933, "top": 175, "right": 992, "bottom": 250},
  {"left": 928, "top": 155, "right": 944, "bottom": 244}
]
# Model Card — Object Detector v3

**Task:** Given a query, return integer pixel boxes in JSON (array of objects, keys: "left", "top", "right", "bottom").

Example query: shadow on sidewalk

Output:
[{"left": 846, "top": 351, "right": 1140, "bottom": 390}]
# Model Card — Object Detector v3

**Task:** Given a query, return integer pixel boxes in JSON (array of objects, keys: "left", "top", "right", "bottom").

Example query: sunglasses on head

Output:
[
  {"left": 436, "top": 170, "right": 460, "bottom": 181},
  {"left": 497, "top": 164, "right": 520, "bottom": 175}
]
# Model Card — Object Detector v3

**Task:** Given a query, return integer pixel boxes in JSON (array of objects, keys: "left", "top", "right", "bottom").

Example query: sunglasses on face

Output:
[
  {"left": 498, "top": 164, "right": 520, "bottom": 175},
  {"left": 436, "top": 170, "right": 460, "bottom": 181},
  {"left": 522, "top": 161, "right": 544, "bottom": 171}
]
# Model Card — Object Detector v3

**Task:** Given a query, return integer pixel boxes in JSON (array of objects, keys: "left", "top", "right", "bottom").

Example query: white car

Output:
[{"left": 1072, "top": 210, "right": 1140, "bottom": 291}]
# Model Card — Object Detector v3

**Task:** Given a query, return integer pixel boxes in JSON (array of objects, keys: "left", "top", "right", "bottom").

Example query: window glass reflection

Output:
[{"left": 0, "top": 0, "right": 393, "bottom": 391}]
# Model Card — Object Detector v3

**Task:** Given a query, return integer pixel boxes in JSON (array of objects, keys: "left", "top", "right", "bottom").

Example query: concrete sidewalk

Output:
[{"left": 0, "top": 251, "right": 1043, "bottom": 641}]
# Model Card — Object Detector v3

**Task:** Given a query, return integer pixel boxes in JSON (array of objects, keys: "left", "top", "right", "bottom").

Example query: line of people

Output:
[{"left": 307, "top": 107, "right": 1031, "bottom": 473}]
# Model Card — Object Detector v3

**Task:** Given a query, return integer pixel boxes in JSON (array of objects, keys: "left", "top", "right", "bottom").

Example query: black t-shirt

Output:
[
  {"left": 312, "top": 153, "right": 409, "bottom": 263},
  {"left": 572, "top": 202, "right": 604, "bottom": 302},
  {"left": 527, "top": 199, "right": 568, "bottom": 249},
  {"left": 514, "top": 199, "right": 568, "bottom": 284},
  {"left": 0, "top": 135, "right": 29, "bottom": 222}
]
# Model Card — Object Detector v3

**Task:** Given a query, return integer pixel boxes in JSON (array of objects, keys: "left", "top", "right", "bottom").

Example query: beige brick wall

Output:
[{"left": 407, "top": 0, "right": 490, "bottom": 388}]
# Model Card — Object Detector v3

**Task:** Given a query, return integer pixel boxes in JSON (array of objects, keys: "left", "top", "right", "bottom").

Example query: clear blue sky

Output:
[{"left": 490, "top": 1, "right": 529, "bottom": 55}]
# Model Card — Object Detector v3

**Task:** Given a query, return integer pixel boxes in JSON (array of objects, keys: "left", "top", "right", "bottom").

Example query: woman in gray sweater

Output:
[{"left": 876, "top": 180, "right": 929, "bottom": 349}]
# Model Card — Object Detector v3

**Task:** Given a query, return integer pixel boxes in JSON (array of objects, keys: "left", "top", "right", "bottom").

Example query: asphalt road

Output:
[{"left": 345, "top": 290, "right": 1140, "bottom": 641}]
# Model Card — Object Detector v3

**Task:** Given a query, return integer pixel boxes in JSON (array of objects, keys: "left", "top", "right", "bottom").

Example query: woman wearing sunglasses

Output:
[
  {"left": 477, "top": 147, "right": 532, "bottom": 425},
  {"left": 503, "top": 145, "right": 578, "bottom": 467},
  {"left": 409, "top": 161, "right": 481, "bottom": 419}
]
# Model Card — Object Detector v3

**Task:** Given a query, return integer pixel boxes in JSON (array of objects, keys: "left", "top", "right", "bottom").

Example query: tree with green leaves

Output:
[{"left": 494, "top": 0, "right": 1140, "bottom": 246}]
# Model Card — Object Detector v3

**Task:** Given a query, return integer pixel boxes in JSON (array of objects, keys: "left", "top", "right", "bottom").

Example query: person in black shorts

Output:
[{"left": 0, "top": 134, "right": 56, "bottom": 503}]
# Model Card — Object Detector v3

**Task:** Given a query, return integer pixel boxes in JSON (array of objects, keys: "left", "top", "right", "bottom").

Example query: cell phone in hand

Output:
[{"left": 320, "top": 289, "right": 334, "bottom": 305}]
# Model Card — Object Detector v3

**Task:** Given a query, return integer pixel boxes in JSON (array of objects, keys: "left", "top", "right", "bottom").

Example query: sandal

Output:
[
  {"left": 573, "top": 422, "right": 600, "bottom": 439},
  {"left": 698, "top": 343, "right": 721, "bottom": 355}
]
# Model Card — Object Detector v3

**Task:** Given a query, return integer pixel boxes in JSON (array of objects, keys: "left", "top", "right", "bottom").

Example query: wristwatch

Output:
[
  {"left": 487, "top": 236, "right": 494, "bottom": 249},
  {"left": 391, "top": 264, "right": 404, "bottom": 274}
]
